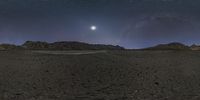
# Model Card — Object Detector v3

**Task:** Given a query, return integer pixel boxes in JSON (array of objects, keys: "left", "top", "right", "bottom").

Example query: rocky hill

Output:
[
  {"left": 22, "top": 41, "right": 125, "bottom": 50},
  {"left": 190, "top": 44, "right": 200, "bottom": 50},
  {"left": 2, "top": 41, "right": 200, "bottom": 51},
  {"left": 22, "top": 41, "right": 50, "bottom": 50},
  {"left": 0, "top": 44, "right": 23, "bottom": 50},
  {"left": 144, "top": 42, "right": 191, "bottom": 50}
]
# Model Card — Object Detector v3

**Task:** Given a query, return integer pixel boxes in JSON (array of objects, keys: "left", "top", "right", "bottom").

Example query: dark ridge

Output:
[
  {"left": 22, "top": 41, "right": 50, "bottom": 50},
  {"left": 190, "top": 44, "right": 200, "bottom": 51},
  {"left": 143, "top": 42, "right": 191, "bottom": 50},
  {"left": 0, "top": 44, "right": 24, "bottom": 50},
  {"left": 1, "top": 41, "right": 200, "bottom": 51},
  {"left": 22, "top": 41, "right": 125, "bottom": 50}
]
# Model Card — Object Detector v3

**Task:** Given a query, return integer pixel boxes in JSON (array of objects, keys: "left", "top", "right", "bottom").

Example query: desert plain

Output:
[{"left": 0, "top": 50, "right": 200, "bottom": 100}]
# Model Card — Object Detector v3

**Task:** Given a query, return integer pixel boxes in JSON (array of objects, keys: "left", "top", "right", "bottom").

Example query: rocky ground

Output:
[{"left": 0, "top": 50, "right": 200, "bottom": 100}]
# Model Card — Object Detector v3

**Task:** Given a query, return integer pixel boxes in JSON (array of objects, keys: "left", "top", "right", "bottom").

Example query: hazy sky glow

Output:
[{"left": 1, "top": 0, "right": 200, "bottom": 48}]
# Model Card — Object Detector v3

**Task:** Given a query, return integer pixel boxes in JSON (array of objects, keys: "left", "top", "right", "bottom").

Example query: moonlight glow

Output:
[{"left": 90, "top": 26, "right": 97, "bottom": 31}]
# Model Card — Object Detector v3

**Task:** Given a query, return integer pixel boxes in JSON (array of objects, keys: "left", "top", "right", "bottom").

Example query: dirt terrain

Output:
[
  {"left": 33, "top": 50, "right": 107, "bottom": 55},
  {"left": 0, "top": 50, "right": 200, "bottom": 100}
]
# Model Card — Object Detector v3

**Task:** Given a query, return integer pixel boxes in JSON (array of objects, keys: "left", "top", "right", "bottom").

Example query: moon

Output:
[{"left": 90, "top": 26, "right": 97, "bottom": 31}]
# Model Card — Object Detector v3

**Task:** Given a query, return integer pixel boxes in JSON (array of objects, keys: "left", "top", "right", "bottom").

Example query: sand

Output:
[
  {"left": 0, "top": 50, "right": 200, "bottom": 100},
  {"left": 32, "top": 50, "right": 107, "bottom": 55}
]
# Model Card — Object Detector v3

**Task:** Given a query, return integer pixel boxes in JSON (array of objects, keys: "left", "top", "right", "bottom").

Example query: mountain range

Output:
[
  {"left": 0, "top": 41, "right": 125, "bottom": 50},
  {"left": 1, "top": 41, "right": 200, "bottom": 51}
]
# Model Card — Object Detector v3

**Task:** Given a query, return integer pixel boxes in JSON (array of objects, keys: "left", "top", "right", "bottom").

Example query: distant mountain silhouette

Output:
[
  {"left": 22, "top": 41, "right": 50, "bottom": 50},
  {"left": 190, "top": 44, "right": 200, "bottom": 51},
  {"left": 1, "top": 41, "right": 200, "bottom": 51},
  {"left": 22, "top": 41, "right": 125, "bottom": 50},
  {"left": 143, "top": 42, "right": 191, "bottom": 50},
  {"left": 0, "top": 44, "right": 23, "bottom": 50}
]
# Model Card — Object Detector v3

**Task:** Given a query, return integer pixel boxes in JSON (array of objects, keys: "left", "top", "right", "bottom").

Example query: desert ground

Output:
[{"left": 0, "top": 50, "right": 200, "bottom": 100}]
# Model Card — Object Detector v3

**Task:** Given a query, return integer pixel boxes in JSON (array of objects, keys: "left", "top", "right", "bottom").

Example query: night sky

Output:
[{"left": 0, "top": 0, "right": 200, "bottom": 48}]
